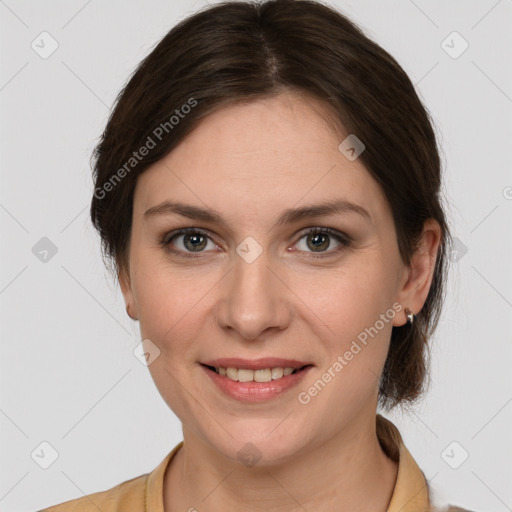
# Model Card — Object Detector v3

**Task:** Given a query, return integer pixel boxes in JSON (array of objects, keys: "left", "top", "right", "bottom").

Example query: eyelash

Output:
[{"left": 159, "top": 227, "right": 352, "bottom": 260}]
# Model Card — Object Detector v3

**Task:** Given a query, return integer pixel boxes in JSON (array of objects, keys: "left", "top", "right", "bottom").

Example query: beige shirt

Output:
[{"left": 40, "top": 415, "right": 470, "bottom": 512}]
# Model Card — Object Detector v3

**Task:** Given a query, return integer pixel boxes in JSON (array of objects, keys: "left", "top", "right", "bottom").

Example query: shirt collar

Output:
[
  {"left": 145, "top": 414, "right": 430, "bottom": 512},
  {"left": 377, "top": 414, "right": 431, "bottom": 511}
]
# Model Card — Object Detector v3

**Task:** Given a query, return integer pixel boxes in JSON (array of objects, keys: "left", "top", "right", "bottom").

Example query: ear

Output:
[
  {"left": 119, "top": 265, "right": 138, "bottom": 321},
  {"left": 393, "top": 218, "right": 442, "bottom": 326}
]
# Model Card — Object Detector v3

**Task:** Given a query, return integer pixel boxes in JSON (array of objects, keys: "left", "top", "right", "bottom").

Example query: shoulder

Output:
[
  {"left": 38, "top": 472, "right": 147, "bottom": 512},
  {"left": 38, "top": 443, "right": 182, "bottom": 512}
]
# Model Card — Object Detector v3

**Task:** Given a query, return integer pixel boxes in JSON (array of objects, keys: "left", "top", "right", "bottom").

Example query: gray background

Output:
[{"left": 1, "top": 0, "right": 511, "bottom": 511}]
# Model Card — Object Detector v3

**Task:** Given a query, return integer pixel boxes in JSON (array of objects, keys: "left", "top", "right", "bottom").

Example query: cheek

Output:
[
  {"left": 291, "top": 255, "right": 397, "bottom": 395},
  {"left": 291, "top": 253, "right": 397, "bottom": 337},
  {"left": 132, "top": 248, "right": 192, "bottom": 319},
  {"left": 133, "top": 267, "right": 219, "bottom": 421},
  {"left": 132, "top": 259, "right": 220, "bottom": 356}
]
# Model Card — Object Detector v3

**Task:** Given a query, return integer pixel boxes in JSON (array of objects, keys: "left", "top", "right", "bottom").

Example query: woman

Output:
[{"left": 41, "top": 0, "right": 471, "bottom": 510}]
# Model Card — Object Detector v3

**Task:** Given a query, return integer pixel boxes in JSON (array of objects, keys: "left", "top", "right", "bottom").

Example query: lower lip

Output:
[{"left": 201, "top": 365, "right": 312, "bottom": 403}]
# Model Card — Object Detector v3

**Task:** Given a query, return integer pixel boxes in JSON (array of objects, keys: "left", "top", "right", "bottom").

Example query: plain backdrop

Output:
[{"left": 1, "top": 1, "right": 511, "bottom": 511}]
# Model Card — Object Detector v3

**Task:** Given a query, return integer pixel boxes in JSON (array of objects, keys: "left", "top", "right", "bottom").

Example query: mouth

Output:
[
  {"left": 201, "top": 363, "right": 312, "bottom": 383},
  {"left": 199, "top": 358, "right": 313, "bottom": 402}
]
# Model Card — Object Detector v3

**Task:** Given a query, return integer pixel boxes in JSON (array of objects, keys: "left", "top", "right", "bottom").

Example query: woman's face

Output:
[{"left": 121, "top": 92, "right": 414, "bottom": 464}]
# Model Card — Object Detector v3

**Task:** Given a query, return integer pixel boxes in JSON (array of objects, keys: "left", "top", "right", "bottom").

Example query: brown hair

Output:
[{"left": 90, "top": 0, "right": 453, "bottom": 410}]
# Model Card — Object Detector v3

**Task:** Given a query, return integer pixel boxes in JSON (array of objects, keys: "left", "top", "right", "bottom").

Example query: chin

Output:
[{"left": 199, "top": 419, "right": 316, "bottom": 469}]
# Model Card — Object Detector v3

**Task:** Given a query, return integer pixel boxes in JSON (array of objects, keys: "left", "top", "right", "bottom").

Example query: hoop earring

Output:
[{"left": 405, "top": 308, "right": 415, "bottom": 325}]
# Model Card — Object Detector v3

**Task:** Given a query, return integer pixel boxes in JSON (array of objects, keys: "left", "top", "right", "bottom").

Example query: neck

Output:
[{"left": 164, "top": 412, "right": 398, "bottom": 512}]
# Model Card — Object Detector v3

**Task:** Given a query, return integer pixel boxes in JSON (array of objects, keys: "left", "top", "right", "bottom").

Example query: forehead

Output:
[{"left": 134, "top": 92, "right": 389, "bottom": 226}]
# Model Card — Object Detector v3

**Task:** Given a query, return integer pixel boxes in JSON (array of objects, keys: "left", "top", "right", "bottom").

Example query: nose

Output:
[{"left": 215, "top": 250, "right": 292, "bottom": 341}]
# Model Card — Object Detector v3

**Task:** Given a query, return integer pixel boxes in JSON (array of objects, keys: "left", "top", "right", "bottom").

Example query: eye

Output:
[
  {"left": 160, "top": 226, "right": 352, "bottom": 259},
  {"left": 161, "top": 228, "right": 218, "bottom": 258},
  {"left": 294, "top": 227, "right": 351, "bottom": 258}
]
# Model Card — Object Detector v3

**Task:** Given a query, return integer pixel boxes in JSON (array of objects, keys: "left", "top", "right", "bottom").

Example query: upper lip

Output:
[{"left": 201, "top": 358, "right": 312, "bottom": 370}]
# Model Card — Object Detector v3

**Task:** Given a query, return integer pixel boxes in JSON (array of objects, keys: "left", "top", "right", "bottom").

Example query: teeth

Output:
[
  {"left": 271, "top": 367, "right": 284, "bottom": 379},
  {"left": 254, "top": 369, "right": 271, "bottom": 382},
  {"left": 216, "top": 366, "right": 299, "bottom": 382},
  {"left": 226, "top": 367, "right": 238, "bottom": 380},
  {"left": 238, "top": 368, "right": 254, "bottom": 382}
]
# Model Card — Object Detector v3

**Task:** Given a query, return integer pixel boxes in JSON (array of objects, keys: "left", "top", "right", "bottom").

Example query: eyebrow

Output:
[{"left": 144, "top": 198, "right": 372, "bottom": 228}]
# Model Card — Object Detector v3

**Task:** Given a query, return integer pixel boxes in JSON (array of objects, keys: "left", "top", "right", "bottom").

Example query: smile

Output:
[
  {"left": 205, "top": 365, "right": 307, "bottom": 382},
  {"left": 200, "top": 360, "right": 313, "bottom": 402}
]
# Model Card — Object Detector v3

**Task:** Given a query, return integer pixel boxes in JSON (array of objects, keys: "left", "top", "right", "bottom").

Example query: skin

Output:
[{"left": 119, "top": 91, "right": 441, "bottom": 511}]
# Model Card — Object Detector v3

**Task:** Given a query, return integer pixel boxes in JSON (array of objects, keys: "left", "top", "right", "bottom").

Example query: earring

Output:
[
  {"left": 405, "top": 308, "right": 415, "bottom": 325},
  {"left": 126, "top": 305, "right": 137, "bottom": 320}
]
